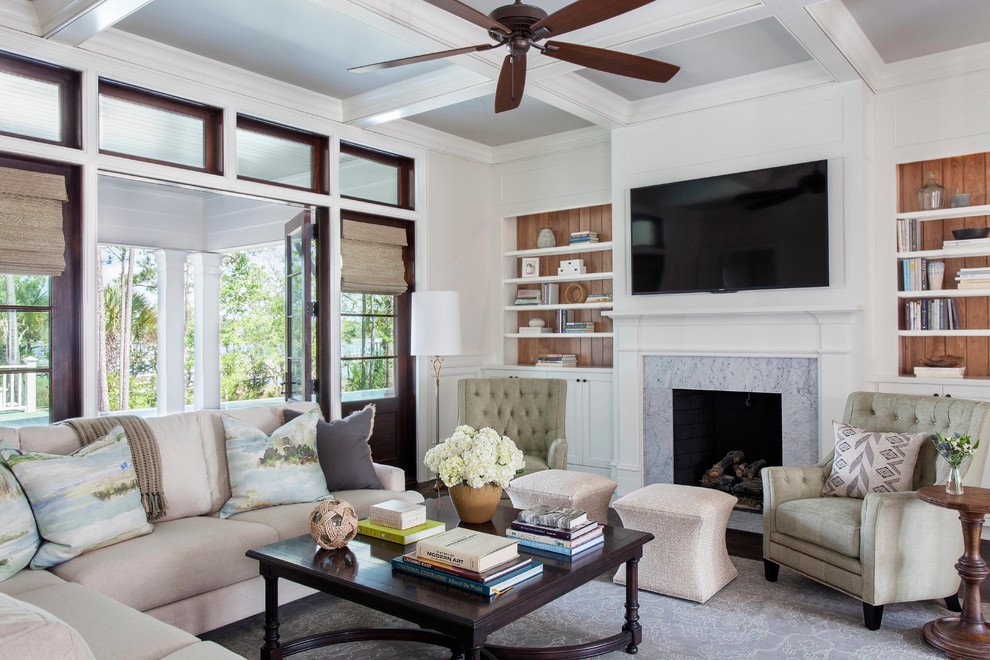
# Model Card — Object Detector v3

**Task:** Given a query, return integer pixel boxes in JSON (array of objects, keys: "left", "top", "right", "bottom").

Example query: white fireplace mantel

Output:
[{"left": 609, "top": 306, "right": 865, "bottom": 496}]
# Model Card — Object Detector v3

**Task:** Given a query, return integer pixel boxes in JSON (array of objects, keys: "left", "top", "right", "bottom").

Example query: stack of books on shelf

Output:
[
  {"left": 569, "top": 231, "right": 599, "bottom": 245},
  {"left": 563, "top": 320, "right": 595, "bottom": 334},
  {"left": 955, "top": 267, "right": 990, "bottom": 289},
  {"left": 900, "top": 257, "right": 930, "bottom": 291},
  {"left": 514, "top": 288, "right": 542, "bottom": 306},
  {"left": 913, "top": 365, "right": 966, "bottom": 378},
  {"left": 506, "top": 506, "right": 604, "bottom": 558},
  {"left": 356, "top": 500, "right": 446, "bottom": 544},
  {"left": 943, "top": 237, "right": 990, "bottom": 251},
  {"left": 903, "top": 298, "right": 960, "bottom": 330},
  {"left": 535, "top": 353, "right": 577, "bottom": 367},
  {"left": 896, "top": 218, "right": 921, "bottom": 252},
  {"left": 391, "top": 527, "right": 542, "bottom": 596},
  {"left": 585, "top": 293, "right": 612, "bottom": 304},
  {"left": 519, "top": 325, "right": 551, "bottom": 335}
]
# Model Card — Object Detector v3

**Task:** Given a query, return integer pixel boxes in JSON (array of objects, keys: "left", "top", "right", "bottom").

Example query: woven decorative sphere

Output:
[{"left": 308, "top": 499, "right": 358, "bottom": 549}]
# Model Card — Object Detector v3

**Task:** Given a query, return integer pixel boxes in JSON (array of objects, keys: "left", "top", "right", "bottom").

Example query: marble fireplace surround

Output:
[{"left": 643, "top": 355, "right": 819, "bottom": 487}]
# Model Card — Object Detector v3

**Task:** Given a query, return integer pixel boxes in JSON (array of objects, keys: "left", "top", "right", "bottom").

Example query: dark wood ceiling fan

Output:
[{"left": 349, "top": 0, "right": 680, "bottom": 113}]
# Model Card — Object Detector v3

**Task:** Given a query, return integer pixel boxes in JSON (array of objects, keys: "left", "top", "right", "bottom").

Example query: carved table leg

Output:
[
  {"left": 923, "top": 510, "right": 990, "bottom": 658},
  {"left": 623, "top": 556, "right": 642, "bottom": 655},
  {"left": 261, "top": 573, "right": 282, "bottom": 660}
]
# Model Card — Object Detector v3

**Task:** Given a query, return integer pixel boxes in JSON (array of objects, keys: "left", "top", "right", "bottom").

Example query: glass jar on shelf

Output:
[{"left": 917, "top": 171, "right": 945, "bottom": 210}]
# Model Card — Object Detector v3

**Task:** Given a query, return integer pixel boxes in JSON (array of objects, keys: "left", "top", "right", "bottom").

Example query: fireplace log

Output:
[
  {"left": 707, "top": 450, "right": 745, "bottom": 478},
  {"left": 744, "top": 459, "right": 767, "bottom": 480},
  {"left": 733, "top": 462, "right": 749, "bottom": 478},
  {"left": 731, "top": 477, "right": 763, "bottom": 496}
]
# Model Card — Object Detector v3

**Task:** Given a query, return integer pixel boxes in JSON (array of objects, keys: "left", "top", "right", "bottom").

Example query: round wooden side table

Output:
[{"left": 918, "top": 485, "right": 990, "bottom": 658}]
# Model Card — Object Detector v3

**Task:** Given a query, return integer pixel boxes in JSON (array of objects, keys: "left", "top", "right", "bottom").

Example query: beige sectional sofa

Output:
[{"left": 0, "top": 402, "right": 424, "bottom": 659}]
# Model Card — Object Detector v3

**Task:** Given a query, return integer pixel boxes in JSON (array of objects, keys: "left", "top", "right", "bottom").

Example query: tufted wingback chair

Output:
[
  {"left": 763, "top": 391, "right": 990, "bottom": 630},
  {"left": 456, "top": 378, "right": 567, "bottom": 475}
]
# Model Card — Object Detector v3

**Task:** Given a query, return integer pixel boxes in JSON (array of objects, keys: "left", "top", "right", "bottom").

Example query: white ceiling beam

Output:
[
  {"left": 34, "top": 0, "right": 155, "bottom": 45},
  {"left": 763, "top": 0, "right": 858, "bottom": 84},
  {"left": 527, "top": 75, "right": 630, "bottom": 128},
  {"left": 343, "top": 67, "right": 495, "bottom": 126}
]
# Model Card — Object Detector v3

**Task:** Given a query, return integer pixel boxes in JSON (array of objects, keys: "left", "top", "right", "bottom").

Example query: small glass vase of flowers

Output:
[
  {"left": 933, "top": 432, "right": 980, "bottom": 495},
  {"left": 424, "top": 425, "right": 525, "bottom": 522}
]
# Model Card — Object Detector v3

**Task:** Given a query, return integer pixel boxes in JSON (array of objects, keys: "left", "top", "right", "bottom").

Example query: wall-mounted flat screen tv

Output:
[{"left": 630, "top": 160, "right": 829, "bottom": 295}]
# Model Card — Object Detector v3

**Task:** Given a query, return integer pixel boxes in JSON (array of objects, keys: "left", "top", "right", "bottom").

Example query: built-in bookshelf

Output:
[
  {"left": 503, "top": 205, "right": 613, "bottom": 368},
  {"left": 896, "top": 153, "right": 990, "bottom": 378}
]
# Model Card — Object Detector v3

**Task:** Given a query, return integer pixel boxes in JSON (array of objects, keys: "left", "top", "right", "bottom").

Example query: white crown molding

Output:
[
  {"left": 491, "top": 126, "right": 611, "bottom": 165},
  {"left": 627, "top": 60, "right": 834, "bottom": 125},
  {"left": 342, "top": 66, "right": 493, "bottom": 126},
  {"left": 529, "top": 74, "right": 629, "bottom": 128},
  {"left": 367, "top": 118, "right": 494, "bottom": 165},
  {"left": 0, "top": 0, "right": 40, "bottom": 35},
  {"left": 81, "top": 29, "right": 345, "bottom": 123},
  {"left": 806, "top": 0, "right": 888, "bottom": 93}
]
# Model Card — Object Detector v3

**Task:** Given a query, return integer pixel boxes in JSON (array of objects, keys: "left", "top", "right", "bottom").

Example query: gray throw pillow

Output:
[{"left": 284, "top": 405, "right": 382, "bottom": 491}]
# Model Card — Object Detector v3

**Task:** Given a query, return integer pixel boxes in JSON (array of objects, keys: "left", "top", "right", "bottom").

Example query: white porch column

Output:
[
  {"left": 190, "top": 252, "right": 222, "bottom": 410},
  {"left": 155, "top": 249, "right": 189, "bottom": 414}
]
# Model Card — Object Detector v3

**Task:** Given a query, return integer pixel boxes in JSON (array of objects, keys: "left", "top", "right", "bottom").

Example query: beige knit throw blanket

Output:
[{"left": 63, "top": 416, "right": 168, "bottom": 521}]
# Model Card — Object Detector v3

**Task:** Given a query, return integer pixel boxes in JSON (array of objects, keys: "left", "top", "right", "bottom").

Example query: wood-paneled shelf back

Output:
[
  {"left": 0, "top": 166, "right": 68, "bottom": 276},
  {"left": 340, "top": 219, "right": 408, "bottom": 295}
]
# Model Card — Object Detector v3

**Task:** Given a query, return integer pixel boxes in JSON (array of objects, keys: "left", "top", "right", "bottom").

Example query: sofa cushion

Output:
[
  {"left": 162, "top": 641, "right": 246, "bottom": 659},
  {"left": 821, "top": 421, "right": 927, "bottom": 498},
  {"left": 17, "top": 583, "right": 198, "bottom": 660},
  {"left": 776, "top": 496, "right": 863, "bottom": 558},
  {"left": 0, "top": 459, "right": 40, "bottom": 581},
  {"left": 0, "top": 566, "right": 65, "bottom": 597},
  {"left": 285, "top": 404, "right": 382, "bottom": 491},
  {"left": 50, "top": 516, "right": 277, "bottom": 613},
  {"left": 220, "top": 408, "right": 327, "bottom": 518},
  {"left": 0, "top": 590, "right": 94, "bottom": 660},
  {"left": 1, "top": 429, "right": 153, "bottom": 568},
  {"left": 144, "top": 412, "right": 214, "bottom": 520}
]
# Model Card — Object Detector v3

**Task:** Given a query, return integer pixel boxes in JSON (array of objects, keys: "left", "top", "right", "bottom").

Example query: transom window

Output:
[
  {"left": 339, "top": 142, "right": 414, "bottom": 209},
  {"left": 0, "top": 50, "right": 80, "bottom": 148},
  {"left": 237, "top": 116, "right": 328, "bottom": 193},
  {"left": 340, "top": 293, "right": 396, "bottom": 401},
  {"left": 99, "top": 80, "right": 222, "bottom": 173}
]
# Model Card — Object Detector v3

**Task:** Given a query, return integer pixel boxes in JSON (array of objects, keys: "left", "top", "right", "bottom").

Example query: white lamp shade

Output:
[{"left": 411, "top": 291, "right": 462, "bottom": 356}]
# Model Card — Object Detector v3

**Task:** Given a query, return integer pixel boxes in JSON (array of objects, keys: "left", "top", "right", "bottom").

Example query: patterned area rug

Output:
[{"left": 203, "top": 558, "right": 955, "bottom": 659}]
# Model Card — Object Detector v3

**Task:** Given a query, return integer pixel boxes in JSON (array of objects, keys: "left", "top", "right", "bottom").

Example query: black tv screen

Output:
[{"left": 630, "top": 160, "right": 829, "bottom": 295}]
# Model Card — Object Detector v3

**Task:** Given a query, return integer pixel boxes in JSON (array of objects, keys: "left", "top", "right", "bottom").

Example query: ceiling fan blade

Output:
[
  {"left": 349, "top": 43, "right": 499, "bottom": 73},
  {"left": 494, "top": 52, "right": 527, "bottom": 113},
  {"left": 544, "top": 41, "right": 679, "bottom": 82},
  {"left": 531, "top": 0, "right": 655, "bottom": 39},
  {"left": 421, "top": 0, "right": 510, "bottom": 35}
]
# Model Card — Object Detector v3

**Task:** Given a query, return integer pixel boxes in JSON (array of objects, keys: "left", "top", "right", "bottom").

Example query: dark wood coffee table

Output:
[{"left": 246, "top": 496, "right": 653, "bottom": 659}]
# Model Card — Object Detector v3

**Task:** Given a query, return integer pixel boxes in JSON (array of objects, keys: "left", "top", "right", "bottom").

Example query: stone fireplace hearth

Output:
[{"left": 643, "top": 356, "right": 819, "bottom": 488}]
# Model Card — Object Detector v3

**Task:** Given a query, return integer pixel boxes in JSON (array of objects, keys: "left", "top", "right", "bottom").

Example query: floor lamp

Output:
[{"left": 411, "top": 291, "right": 462, "bottom": 456}]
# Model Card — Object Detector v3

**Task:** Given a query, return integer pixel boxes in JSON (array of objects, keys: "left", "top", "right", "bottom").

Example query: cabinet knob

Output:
[
  {"left": 946, "top": 393, "right": 952, "bottom": 398},
  {"left": 934, "top": 393, "right": 940, "bottom": 397}
]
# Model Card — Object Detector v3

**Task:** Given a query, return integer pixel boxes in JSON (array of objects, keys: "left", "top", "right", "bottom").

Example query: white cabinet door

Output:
[
  {"left": 563, "top": 374, "right": 586, "bottom": 466},
  {"left": 583, "top": 373, "right": 613, "bottom": 469}
]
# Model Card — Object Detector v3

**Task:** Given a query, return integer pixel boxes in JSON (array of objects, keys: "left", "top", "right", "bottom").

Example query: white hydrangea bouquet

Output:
[{"left": 424, "top": 425, "right": 525, "bottom": 489}]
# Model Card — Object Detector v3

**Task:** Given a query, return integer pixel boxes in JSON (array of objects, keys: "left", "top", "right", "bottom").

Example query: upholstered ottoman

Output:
[
  {"left": 505, "top": 469, "right": 617, "bottom": 523},
  {"left": 613, "top": 484, "right": 737, "bottom": 603}
]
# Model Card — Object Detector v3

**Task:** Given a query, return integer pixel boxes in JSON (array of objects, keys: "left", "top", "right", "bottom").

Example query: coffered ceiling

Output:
[{"left": 11, "top": 0, "right": 990, "bottom": 148}]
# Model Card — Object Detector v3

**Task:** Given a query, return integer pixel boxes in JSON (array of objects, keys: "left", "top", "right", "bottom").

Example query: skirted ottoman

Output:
[
  {"left": 505, "top": 469, "right": 617, "bottom": 523},
  {"left": 612, "top": 483, "right": 737, "bottom": 603}
]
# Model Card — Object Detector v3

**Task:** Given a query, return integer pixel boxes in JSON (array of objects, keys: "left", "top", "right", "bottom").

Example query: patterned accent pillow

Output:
[
  {"left": 0, "top": 428, "right": 153, "bottom": 568},
  {"left": 220, "top": 408, "right": 325, "bottom": 518},
  {"left": 821, "top": 421, "right": 928, "bottom": 498},
  {"left": 0, "top": 454, "right": 40, "bottom": 581}
]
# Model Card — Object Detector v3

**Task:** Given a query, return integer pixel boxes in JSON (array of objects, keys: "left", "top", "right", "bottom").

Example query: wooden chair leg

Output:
[
  {"left": 863, "top": 602, "right": 884, "bottom": 630},
  {"left": 945, "top": 594, "right": 962, "bottom": 612},
  {"left": 763, "top": 559, "right": 779, "bottom": 582}
]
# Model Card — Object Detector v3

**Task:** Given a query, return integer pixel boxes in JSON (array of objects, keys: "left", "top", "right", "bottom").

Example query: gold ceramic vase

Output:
[{"left": 448, "top": 483, "right": 502, "bottom": 523}]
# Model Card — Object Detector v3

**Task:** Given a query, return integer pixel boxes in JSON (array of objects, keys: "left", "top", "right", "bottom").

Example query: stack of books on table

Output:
[
  {"left": 514, "top": 288, "right": 542, "bottom": 305},
  {"left": 356, "top": 500, "right": 446, "bottom": 544},
  {"left": 569, "top": 231, "right": 599, "bottom": 244},
  {"left": 914, "top": 365, "right": 966, "bottom": 378},
  {"left": 564, "top": 321, "right": 595, "bottom": 334},
  {"left": 535, "top": 353, "right": 577, "bottom": 367},
  {"left": 956, "top": 267, "right": 990, "bottom": 289},
  {"left": 507, "top": 506, "right": 604, "bottom": 558},
  {"left": 391, "top": 527, "right": 543, "bottom": 596}
]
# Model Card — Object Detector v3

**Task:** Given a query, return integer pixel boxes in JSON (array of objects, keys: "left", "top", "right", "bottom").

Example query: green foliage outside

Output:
[
  {"left": 0, "top": 275, "right": 52, "bottom": 412},
  {"left": 340, "top": 293, "right": 395, "bottom": 396},
  {"left": 220, "top": 247, "right": 285, "bottom": 403}
]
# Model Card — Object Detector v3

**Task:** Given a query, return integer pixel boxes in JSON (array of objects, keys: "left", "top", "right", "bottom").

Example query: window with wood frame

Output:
[
  {"left": 98, "top": 79, "right": 222, "bottom": 173},
  {"left": 0, "top": 50, "right": 80, "bottom": 148},
  {"left": 237, "top": 116, "right": 328, "bottom": 193},
  {"left": 339, "top": 142, "right": 414, "bottom": 209}
]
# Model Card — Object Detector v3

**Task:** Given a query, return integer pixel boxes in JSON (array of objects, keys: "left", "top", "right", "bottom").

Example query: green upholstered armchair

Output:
[
  {"left": 456, "top": 378, "right": 567, "bottom": 475},
  {"left": 763, "top": 391, "right": 990, "bottom": 630}
]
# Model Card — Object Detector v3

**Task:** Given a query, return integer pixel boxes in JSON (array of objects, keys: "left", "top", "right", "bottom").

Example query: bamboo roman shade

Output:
[
  {"left": 340, "top": 219, "right": 408, "bottom": 295},
  {"left": 0, "top": 166, "right": 68, "bottom": 276}
]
